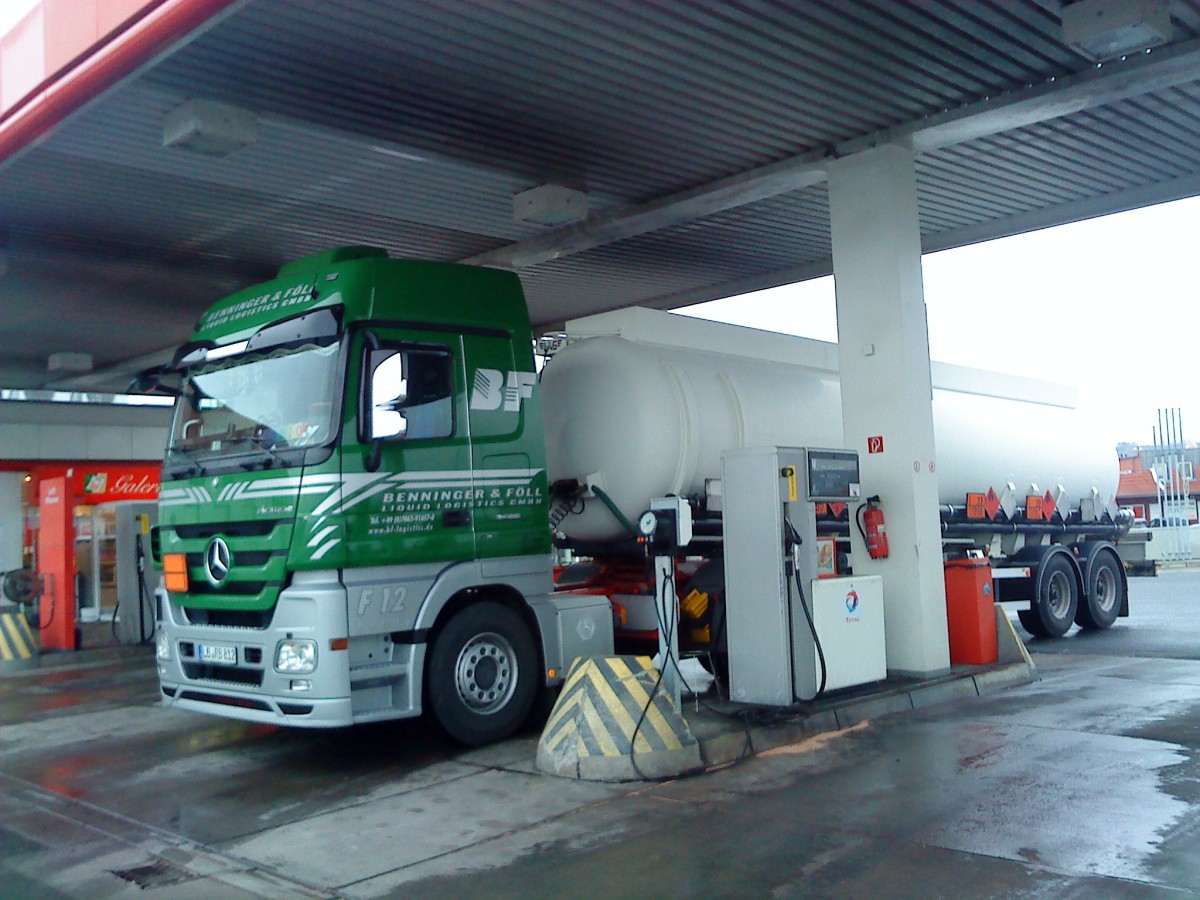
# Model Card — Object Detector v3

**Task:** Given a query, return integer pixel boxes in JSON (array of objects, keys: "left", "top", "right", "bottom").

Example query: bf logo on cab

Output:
[{"left": 470, "top": 369, "right": 535, "bottom": 412}]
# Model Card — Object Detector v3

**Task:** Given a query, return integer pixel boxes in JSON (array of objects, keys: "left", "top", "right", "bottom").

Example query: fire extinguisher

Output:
[{"left": 856, "top": 496, "right": 889, "bottom": 560}]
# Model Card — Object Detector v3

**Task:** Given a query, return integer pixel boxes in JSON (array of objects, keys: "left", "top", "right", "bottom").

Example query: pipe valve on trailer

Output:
[{"left": 636, "top": 497, "right": 693, "bottom": 556}]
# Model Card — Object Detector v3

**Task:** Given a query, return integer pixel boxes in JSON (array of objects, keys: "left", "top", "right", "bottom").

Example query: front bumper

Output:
[{"left": 156, "top": 571, "right": 356, "bottom": 728}]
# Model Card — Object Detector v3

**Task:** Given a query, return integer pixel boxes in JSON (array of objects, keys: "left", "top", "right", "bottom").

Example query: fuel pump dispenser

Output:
[
  {"left": 636, "top": 496, "right": 692, "bottom": 709},
  {"left": 721, "top": 447, "right": 887, "bottom": 705},
  {"left": 113, "top": 503, "right": 157, "bottom": 645}
]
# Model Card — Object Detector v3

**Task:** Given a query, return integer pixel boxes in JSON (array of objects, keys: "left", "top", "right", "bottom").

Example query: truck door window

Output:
[{"left": 367, "top": 346, "right": 454, "bottom": 441}]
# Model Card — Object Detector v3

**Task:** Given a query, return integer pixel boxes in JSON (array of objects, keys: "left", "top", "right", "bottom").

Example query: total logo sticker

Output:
[{"left": 845, "top": 590, "right": 860, "bottom": 613}]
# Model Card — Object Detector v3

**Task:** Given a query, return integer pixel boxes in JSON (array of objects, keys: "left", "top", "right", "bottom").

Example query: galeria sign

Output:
[{"left": 79, "top": 468, "right": 160, "bottom": 502}]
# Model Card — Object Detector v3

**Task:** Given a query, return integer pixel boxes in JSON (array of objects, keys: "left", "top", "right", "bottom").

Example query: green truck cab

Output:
[{"left": 153, "top": 247, "right": 613, "bottom": 744}]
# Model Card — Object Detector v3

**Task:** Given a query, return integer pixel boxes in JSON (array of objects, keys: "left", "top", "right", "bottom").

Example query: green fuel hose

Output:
[{"left": 589, "top": 485, "right": 638, "bottom": 536}]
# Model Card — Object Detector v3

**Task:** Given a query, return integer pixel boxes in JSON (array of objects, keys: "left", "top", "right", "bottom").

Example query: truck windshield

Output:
[{"left": 167, "top": 342, "right": 340, "bottom": 465}]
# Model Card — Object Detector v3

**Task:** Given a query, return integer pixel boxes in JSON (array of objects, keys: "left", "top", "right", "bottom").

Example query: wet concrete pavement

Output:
[{"left": 2, "top": 569, "right": 1200, "bottom": 897}]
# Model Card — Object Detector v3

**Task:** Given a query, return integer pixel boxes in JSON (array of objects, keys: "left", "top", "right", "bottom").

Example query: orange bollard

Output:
[{"left": 944, "top": 557, "right": 998, "bottom": 665}]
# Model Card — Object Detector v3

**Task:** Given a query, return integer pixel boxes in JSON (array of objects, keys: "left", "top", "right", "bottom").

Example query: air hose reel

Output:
[{"left": 1, "top": 568, "right": 42, "bottom": 627}]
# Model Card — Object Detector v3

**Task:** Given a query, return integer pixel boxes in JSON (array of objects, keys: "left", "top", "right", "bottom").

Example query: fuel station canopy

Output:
[{"left": 1, "top": 0, "right": 1199, "bottom": 390}]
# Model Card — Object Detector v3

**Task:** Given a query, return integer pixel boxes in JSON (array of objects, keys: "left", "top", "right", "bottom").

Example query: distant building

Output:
[{"left": 1117, "top": 449, "right": 1198, "bottom": 525}]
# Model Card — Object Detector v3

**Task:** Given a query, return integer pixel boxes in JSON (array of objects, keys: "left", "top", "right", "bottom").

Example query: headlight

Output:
[
  {"left": 275, "top": 639, "right": 317, "bottom": 674},
  {"left": 155, "top": 630, "right": 172, "bottom": 661}
]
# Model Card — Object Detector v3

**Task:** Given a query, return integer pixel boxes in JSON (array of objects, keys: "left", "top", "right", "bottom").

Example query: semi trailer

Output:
[{"left": 147, "top": 246, "right": 1130, "bottom": 745}]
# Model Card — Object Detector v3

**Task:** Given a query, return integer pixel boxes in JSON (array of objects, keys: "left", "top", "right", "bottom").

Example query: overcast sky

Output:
[{"left": 679, "top": 194, "right": 1200, "bottom": 450}]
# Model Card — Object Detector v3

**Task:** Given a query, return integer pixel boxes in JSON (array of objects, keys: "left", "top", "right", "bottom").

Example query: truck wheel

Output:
[
  {"left": 426, "top": 602, "right": 538, "bottom": 746},
  {"left": 1076, "top": 550, "right": 1124, "bottom": 631},
  {"left": 1017, "top": 608, "right": 1047, "bottom": 638},
  {"left": 1032, "top": 554, "right": 1078, "bottom": 638}
]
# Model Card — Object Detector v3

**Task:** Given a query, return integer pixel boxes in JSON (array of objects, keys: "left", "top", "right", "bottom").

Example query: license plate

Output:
[{"left": 197, "top": 642, "right": 237, "bottom": 665}]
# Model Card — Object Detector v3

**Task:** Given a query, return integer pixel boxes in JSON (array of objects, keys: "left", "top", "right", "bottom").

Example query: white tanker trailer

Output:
[{"left": 543, "top": 308, "right": 1130, "bottom": 641}]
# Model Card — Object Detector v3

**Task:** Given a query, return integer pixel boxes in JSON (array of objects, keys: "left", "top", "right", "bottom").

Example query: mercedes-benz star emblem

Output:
[{"left": 204, "top": 537, "right": 232, "bottom": 586}]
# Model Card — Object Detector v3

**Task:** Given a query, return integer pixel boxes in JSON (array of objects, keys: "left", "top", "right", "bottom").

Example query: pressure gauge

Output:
[{"left": 638, "top": 510, "right": 658, "bottom": 537}]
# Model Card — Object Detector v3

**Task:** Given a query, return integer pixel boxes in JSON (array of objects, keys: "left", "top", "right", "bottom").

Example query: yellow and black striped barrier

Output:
[
  {"left": 537, "top": 655, "right": 702, "bottom": 781},
  {"left": 0, "top": 608, "right": 38, "bottom": 671}
]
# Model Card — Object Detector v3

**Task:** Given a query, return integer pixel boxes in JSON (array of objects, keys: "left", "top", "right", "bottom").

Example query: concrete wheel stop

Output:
[{"left": 536, "top": 655, "right": 702, "bottom": 782}]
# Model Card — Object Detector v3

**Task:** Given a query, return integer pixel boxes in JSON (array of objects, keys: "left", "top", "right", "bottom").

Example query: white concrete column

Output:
[
  {"left": 827, "top": 141, "right": 949, "bottom": 677},
  {"left": 0, "top": 472, "right": 25, "bottom": 572}
]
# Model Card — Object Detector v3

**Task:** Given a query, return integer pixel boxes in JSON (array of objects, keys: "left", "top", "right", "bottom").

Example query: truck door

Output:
[
  {"left": 348, "top": 327, "right": 475, "bottom": 566},
  {"left": 464, "top": 333, "right": 550, "bottom": 561}
]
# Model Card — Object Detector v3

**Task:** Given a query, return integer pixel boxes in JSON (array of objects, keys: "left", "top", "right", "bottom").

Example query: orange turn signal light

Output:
[
  {"left": 163, "top": 553, "right": 188, "bottom": 593},
  {"left": 329, "top": 637, "right": 349, "bottom": 651}
]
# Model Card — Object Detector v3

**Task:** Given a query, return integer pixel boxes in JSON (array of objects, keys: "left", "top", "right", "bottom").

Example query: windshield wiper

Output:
[
  {"left": 168, "top": 445, "right": 206, "bottom": 479},
  {"left": 231, "top": 433, "right": 286, "bottom": 470}
]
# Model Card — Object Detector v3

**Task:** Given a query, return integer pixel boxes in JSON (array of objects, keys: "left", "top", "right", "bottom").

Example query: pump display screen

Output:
[{"left": 806, "top": 449, "right": 861, "bottom": 502}]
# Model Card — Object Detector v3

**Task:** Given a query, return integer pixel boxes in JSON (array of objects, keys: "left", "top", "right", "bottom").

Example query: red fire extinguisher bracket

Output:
[{"left": 857, "top": 496, "right": 890, "bottom": 560}]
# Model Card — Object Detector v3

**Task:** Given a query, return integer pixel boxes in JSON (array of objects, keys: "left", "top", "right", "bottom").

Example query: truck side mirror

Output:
[
  {"left": 362, "top": 341, "right": 408, "bottom": 472},
  {"left": 368, "top": 351, "right": 409, "bottom": 441}
]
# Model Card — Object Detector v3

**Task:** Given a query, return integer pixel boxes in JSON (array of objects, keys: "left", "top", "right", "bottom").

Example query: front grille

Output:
[
  {"left": 182, "top": 663, "right": 264, "bottom": 686},
  {"left": 162, "top": 514, "right": 291, "bottom": 614},
  {"left": 185, "top": 550, "right": 280, "bottom": 567},
  {"left": 183, "top": 608, "right": 275, "bottom": 629},
  {"left": 175, "top": 520, "right": 278, "bottom": 539},
  {"left": 185, "top": 580, "right": 278, "bottom": 598}
]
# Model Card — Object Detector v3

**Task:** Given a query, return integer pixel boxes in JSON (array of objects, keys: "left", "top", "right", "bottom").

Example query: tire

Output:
[
  {"left": 426, "top": 602, "right": 538, "bottom": 746},
  {"left": 1017, "top": 608, "right": 1047, "bottom": 638},
  {"left": 1032, "top": 553, "right": 1078, "bottom": 638},
  {"left": 1075, "top": 549, "right": 1124, "bottom": 631}
]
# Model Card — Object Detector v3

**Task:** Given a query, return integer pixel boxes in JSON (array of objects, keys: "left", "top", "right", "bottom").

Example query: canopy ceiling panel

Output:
[{"left": 0, "top": 0, "right": 1198, "bottom": 389}]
